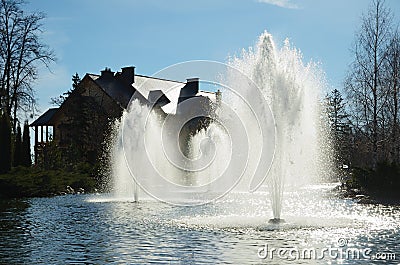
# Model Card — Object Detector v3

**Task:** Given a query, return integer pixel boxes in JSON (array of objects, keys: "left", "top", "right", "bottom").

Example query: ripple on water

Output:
[{"left": 0, "top": 185, "right": 399, "bottom": 264}]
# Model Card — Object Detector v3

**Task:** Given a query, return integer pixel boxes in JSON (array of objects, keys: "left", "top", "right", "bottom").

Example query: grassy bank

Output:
[{"left": 0, "top": 165, "right": 100, "bottom": 198}]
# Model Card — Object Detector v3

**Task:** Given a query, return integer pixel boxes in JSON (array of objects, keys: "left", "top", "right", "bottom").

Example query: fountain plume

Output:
[{"left": 227, "top": 31, "right": 326, "bottom": 218}]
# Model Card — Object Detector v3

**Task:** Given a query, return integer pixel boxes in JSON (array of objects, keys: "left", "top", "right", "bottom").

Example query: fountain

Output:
[
  {"left": 226, "top": 32, "right": 325, "bottom": 222},
  {"left": 112, "top": 31, "right": 328, "bottom": 221}
]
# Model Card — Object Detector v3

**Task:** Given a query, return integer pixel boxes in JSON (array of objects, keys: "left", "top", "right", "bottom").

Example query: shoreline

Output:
[{"left": 333, "top": 184, "right": 400, "bottom": 205}]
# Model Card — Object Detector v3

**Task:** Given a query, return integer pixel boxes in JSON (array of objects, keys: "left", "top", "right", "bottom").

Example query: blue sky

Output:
[{"left": 25, "top": 0, "right": 400, "bottom": 115}]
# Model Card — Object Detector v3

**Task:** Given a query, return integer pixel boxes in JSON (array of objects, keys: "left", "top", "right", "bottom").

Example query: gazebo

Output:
[{"left": 30, "top": 108, "right": 58, "bottom": 164}]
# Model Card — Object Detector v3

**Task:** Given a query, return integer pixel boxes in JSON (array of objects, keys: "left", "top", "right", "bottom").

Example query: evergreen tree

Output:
[
  {"left": 50, "top": 73, "right": 80, "bottom": 106},
  {"left": 21, "top": 120, "right": 31, "bottom": 167},
  {"left": 327, "top": 89, "right": 349, "bottom": 135},
  {"left": 326, "top": 89, "right": 351, "bottom": 167},
  {"left": 0, "top": 113, "right": 12, "bottom": 173},
  {"left": 13, "top": 123, "right": 22, "bottom": 167},
  {"left": 72, "top": 73, "right": 81, "bottom": 89}
]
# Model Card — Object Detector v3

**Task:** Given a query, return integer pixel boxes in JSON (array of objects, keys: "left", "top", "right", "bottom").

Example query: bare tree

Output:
[
  {"left": 385, "top": 29, "right": 400, "bottom": 163},
  {"left": 345, "top": 0, "right": 393, "bottom": 167},
  {"left": 0, "top": 0, "right": 55, "bottom": 131}
]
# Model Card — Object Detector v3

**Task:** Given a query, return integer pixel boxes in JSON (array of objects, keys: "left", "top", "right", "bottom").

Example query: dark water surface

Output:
[{"left": 0, "top": 184, "right": 399, "bottom": 264}]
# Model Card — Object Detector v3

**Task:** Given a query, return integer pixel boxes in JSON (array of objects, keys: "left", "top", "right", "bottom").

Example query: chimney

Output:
[
  {"left": 120, "top": 66, "right": 135, "bottom": 84},
  {"left": 178, "top": 77, "right": 199, "bottom": 104},
  {"left": 185, "top": 78, "right": 199, "bottom": 95},
  {"left": 100, "top": 67, "right": 114, "bottom": 79},
  {"left": 187, "top": 77, "right": 199, "bottom": 84},
  {"left": 216, "top": 89, "right": 222, "bottom": 106}
]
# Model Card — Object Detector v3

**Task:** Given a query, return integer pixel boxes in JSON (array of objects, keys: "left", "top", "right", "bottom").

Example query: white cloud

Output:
[{"left": 257, "top": 0, "right": 300, "bottom": 9}]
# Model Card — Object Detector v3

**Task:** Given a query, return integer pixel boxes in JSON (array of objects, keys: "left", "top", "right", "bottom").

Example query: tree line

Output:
[{"left": 0, "top": 0, "right": 54, "bottom": 173}]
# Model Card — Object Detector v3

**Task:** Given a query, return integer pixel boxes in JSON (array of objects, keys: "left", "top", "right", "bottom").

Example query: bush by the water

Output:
[
  {"left": 347, "top": 162, "right": 400, "bottom": 198},
  {"left": 0, "top": 164, "right": 97, "bottom": 198}
]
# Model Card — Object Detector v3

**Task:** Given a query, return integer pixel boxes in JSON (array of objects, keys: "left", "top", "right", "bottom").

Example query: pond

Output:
[{"left": 0, "top": 183, "right": 399, "bottom": 264}]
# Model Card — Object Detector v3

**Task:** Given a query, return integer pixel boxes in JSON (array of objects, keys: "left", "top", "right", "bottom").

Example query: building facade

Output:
[{"left": 31, "top": 66, "right": 219, "bottom": 165}]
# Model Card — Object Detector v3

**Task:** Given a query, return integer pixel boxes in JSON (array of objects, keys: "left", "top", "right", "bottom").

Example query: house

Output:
[{"left": 30, "top": 66, "right": 220, "bottom": 165}]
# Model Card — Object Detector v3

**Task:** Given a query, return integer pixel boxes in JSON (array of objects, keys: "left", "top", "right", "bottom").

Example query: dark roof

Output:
[
  {"left": 30, "top": 108, "right": 59, "bottom": 126},
  {"left": 91, "top": 74, "right": 135, "bottom": 108},
  {"left": 87, "top": 71, "right": 165, "bottom": 109},
  {"left": 148, "top": 90, "right": 171, "bottom": 107}
]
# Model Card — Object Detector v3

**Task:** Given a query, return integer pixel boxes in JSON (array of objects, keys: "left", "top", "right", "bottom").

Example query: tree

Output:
[
  {"left": 21, "top": 119, "right": 30, "bottom": 166},
  {"left": 326, "top": 89, "right": 351, "bottom": 166},
  {"left": 0, "top": 113, "right": 11, "bottom": 173},
  {"left": 12, "top": 122, "right": 21, "bottom": 166},
  {"left": 384, "top": 29, "right": 400, "bottom": 163},
  {"left": 345, "top": 0, "right": 393, "bottom": 167},
  {"left": 72, "top": 72, "right": 80, "bottom": 89},
  {"left": 50, "top": 73, "right": 80, "bottom": 106},
  {"left": 326, "top": 89, "right": 349, "bottom": 135},
  {"left": 61, "top": 91, "right": 109, "bottom": 164},
  {"left": 0, "top": 0, "right": 55, "bottom": 132}
]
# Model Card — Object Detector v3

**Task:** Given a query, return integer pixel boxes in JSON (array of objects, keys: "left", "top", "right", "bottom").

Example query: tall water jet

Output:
[
  {"left": 227, "top": 31, "right": 325, "bottom": 219},
  {"left": 111, "top": 103, "right": 151, "bottom": 202}
]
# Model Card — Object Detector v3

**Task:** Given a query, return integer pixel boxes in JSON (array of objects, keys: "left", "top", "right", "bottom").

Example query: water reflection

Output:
[{"left": 0, "top": 199, "right": 32, "bottom": 264}]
